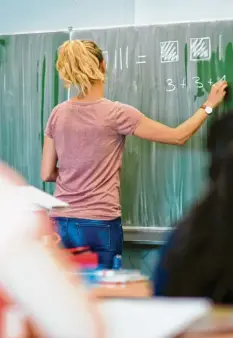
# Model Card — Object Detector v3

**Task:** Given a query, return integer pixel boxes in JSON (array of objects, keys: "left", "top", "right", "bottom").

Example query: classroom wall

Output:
[
  {"left": 134, "top": 0, "right": 233, "bottom": 24},
  {"left": 1, "top": 0, "right": 233, "bottom": 34},
  {"left": 0, "top": 0, "right": 135, "bottom": 34}
]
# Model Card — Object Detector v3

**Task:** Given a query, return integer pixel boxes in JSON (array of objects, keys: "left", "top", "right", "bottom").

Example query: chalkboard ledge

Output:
[{"left": 123, "top": 226, "right": 171, "bottom": 245}]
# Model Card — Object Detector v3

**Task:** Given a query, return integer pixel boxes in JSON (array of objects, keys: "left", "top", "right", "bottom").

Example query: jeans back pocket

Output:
[{"left": 76, "top": 223, "right": 111, "bottom": 251}]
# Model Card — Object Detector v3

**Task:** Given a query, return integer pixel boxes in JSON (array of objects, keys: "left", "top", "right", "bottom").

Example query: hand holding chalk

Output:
[{"left": 206, "top": 80, "right": 228, "bottom": 109}]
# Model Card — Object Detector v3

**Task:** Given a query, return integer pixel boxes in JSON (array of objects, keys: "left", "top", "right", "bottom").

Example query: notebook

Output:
[{"left": 98, "top": 297, "right": 211, "bottom": 338}]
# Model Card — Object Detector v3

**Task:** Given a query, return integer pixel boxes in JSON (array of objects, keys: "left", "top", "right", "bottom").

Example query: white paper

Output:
[
  {"left": 16, "top": 186, "right": 69, "bottom": 210},
  {"left": 98, "top": 298, "right": 211, "bottom": 338}
]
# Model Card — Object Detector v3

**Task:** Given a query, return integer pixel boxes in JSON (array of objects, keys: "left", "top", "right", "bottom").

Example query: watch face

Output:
[{"left": 206, "top": 106, "right": 213, "bottom": 114}]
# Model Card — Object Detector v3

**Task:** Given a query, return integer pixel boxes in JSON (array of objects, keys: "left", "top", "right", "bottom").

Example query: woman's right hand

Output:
[{"left": 205, "top": 80, "right": 228, "bottom": 109}]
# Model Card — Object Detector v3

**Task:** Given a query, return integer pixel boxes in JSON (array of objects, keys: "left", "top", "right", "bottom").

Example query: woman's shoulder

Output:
[
  {"left": 53, "top": 100, "right": 71, "bottom": 111},
  {"left": 102, "top": 99, "right": 137, "bottom": 110},
  {"left": 49, "top": 101, "right": 69, "bottom": 116}
]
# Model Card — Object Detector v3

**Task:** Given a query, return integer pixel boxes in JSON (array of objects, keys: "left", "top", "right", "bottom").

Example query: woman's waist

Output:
[
  {"left": 52, "top": 216, "right": 121, "bottom": 224},
  {"left": 54, "top": 185, "right": 120, "bottom": 207},
  {"left": 49, "top": 207, "right": 121, "bottom": 221}
]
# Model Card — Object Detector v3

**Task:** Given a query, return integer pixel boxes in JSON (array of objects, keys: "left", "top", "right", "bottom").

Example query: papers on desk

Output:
[
  {"left": 98, "top": 298, "right": 211, "bottom": 338},
  {"left": 16, "top": 186, "right": 69, "bottom": 211}
]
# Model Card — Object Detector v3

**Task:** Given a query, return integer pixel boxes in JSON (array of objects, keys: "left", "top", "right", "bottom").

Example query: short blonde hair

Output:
[{"left": 56, "top": 40, "right": 105, "bottom": 96}]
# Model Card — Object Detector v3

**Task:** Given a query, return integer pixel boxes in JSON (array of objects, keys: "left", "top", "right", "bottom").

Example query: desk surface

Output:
[
  {"left": 92, "top": 282, "right": 233, "bottom": 337},
  {"left": 181, "top": 307, "right": 233, "bottom": 337},
  {"left": 91, "top": 280, "right": 152, "bottom": 299}
]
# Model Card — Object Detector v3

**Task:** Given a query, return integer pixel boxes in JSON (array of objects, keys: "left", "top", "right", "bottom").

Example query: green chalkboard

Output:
[
  {"left": 0, "top": 32, "right": 68, "bottom": 194},
  {"left": 71, "top": 21, "right": 233, "bottom": 227}
]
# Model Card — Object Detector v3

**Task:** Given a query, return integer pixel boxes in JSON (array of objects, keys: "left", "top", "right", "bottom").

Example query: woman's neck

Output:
[{"left": 72, "top": 81, "right": 104, "bottom": 103}]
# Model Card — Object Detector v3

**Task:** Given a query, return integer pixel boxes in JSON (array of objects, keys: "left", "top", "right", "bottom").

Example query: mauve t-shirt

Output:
[{"left": 45, "top": 98, "right": 143, "bottom": 220}]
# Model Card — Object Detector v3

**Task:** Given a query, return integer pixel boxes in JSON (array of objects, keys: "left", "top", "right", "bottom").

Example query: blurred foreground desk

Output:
[
  {"left": 92, "top": 282, "right": 233, "bottom": 337},
  {"left": 91, "top": 280, "right": 152, "bottom": 299},
  {"left": 178, "top": 307, "right": 233, "bottom": 337}
]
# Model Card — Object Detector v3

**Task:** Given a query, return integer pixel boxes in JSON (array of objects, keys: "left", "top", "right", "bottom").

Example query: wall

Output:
[
  {"left": 0, "top": 0, "right": 135, "bottom": 34},
  {"left": 1, "top": 0, "right": 233, "bottom": 35},
  {"left": 134, "top": 0, "right": 233, "bottom": 25}
]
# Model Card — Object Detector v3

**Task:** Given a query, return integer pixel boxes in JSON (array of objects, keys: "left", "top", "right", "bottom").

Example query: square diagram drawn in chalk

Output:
[
  {"left": 160, "top": 41, "right": 179, "bottom": 63},
  {"left": 190, "top": 37, "right": 211, "bottom": 61}
]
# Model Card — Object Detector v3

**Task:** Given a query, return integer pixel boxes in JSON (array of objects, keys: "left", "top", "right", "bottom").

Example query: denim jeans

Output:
[{"left": 53, "top": 217, "right": 123, "bottom": 269}]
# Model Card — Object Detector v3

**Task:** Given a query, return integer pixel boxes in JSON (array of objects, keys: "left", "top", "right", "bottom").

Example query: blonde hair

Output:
[{"left": 56, "top": 40, "right": 105, "bottom": 96}]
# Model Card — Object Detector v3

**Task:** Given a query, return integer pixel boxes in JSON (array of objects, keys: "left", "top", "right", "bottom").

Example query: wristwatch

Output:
[{"left": 200, "top": 104, "right": 213, "bottom": 115}]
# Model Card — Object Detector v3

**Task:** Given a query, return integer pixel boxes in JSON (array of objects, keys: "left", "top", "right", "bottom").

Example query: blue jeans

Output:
[{"left": 53, "top": 217, "right": 123, "bottom": 269}]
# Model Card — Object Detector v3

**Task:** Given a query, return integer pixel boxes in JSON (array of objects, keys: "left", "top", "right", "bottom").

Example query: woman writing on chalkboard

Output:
[{"left": 41, "top": 39, "right": 227, "bottom": 269}]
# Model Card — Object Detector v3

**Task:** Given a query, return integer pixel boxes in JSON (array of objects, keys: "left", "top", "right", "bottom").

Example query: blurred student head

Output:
[{"left": 164, "top": 111, "right": 233, "bottom": 303}]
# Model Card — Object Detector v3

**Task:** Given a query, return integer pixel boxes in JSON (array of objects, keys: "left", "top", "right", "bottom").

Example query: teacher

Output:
[{"left": 41, "top": 39, "right": 227, "bottom": 268}]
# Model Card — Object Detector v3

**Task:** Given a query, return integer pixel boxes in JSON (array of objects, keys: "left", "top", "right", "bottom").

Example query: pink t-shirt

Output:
[{"left": 45, "top": 98, "right": 143, "bottom": 220}]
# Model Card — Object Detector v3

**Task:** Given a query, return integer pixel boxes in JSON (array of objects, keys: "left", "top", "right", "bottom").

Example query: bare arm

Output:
[
  {"left": 41, "top": 136, "right": 58, "bottom": 182},
  {"left": 134, "top": 81, "right": 228, "bottom": 145}
]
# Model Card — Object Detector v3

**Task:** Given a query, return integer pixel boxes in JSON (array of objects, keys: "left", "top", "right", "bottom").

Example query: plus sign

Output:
[
  {"left": 180, "top": 79, "right": 186, "bottom": 88},
  {"left": 208, "top": 79, "right": 213, "bottom": 86}
]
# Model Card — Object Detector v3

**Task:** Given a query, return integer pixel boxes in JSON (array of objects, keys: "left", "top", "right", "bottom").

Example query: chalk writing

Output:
[
  {"left": 180, "top": 79, "right": 186, "bottom": 88},
  {"left": 126, "top": 46, "right": 129, "bottom": 69},
  {"left": 136, "top": 55, "right": 147, "bottom": 64},
  {"left": 190, "top": 37, "right": 211, "bottom": 61},
  {"left": 101, "top": 39, "right": 225, "bottom": 74},
  {"left": 114, "top": 47, "right": 129, "bottom": 70},
  {"left": 119, "top": 48, "right": 123, "bottom": 70},
  {"left": 160, "top": 41, "right": 179, "bottom": 63},
  {"left": 165, "top": 75, "right": 226, "bottom": 92},
  {"left": 219, "top": 75, "right": 226, "bottom": 81},
  {"left": 219, "top": 35, "right": 222, "bottom": 60},
  {"left": 192, "top": 76, "right": 204, "bottom": 89},
  {"left": 166, "top": 79, "right": 176, "bottom": 92}
]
